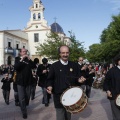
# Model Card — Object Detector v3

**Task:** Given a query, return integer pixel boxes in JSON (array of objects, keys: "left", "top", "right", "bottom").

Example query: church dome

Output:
[{"left": 51, "top": 22, "right": 64, "bottom": 34}]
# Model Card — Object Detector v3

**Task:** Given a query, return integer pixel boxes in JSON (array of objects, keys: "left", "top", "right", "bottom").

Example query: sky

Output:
[{"left": 0, "top": 0, "right": 120, "bottom": 50}]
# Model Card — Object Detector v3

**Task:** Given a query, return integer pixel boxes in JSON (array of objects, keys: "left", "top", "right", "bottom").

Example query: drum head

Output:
[
  {"left": 61, "top": 87, "right": 82, "bottom": 106},
  {"left": 116, "top": 94, "right": 120, "bottom": 107}
]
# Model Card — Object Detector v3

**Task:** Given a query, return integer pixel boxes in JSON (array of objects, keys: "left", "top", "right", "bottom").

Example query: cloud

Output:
[
  {"left": 93, "top": 0, "right": 120, "bottom": 11},
  {"left": 110, "top": 0, "right": 120, "bottom": 11}
]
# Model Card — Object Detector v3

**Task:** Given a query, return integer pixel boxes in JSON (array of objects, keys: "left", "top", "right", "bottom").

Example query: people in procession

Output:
[
  {"left": 1, "top": 73, "right": 13, "bottom": 105},
  {"left": 37, "top": 57, "right": 51, "bottom": 107},
  {"left": 14, "top": 48, "right": 35, "bottom": 119},
  {"left": 46, "top": 45, "right": 86, "bottom": 120},
  {"left": 103, "top": 53, "right": 120, "bottom": 120}
]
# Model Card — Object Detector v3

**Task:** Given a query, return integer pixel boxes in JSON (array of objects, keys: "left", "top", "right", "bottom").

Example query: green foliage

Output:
[
  {"left": 86, "top": 41, "right": 120, "bottom": 63},
  {"left": 87, "top": 13, "right": 120, "bottom": 63},
  {"left": 36, "top": 31, "right": 85, "bottom": 61},
  {"left": 36, "top": 31, "right": 65, "bottom": 60},
  {"left": 100, "top": 14, "right": 120, "bottom": 43},
  {"left": 68, "top": 31, "right": 85, "bottom": 61}
]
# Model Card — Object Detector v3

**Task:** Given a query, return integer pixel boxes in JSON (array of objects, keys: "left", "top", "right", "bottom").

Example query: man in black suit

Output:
[
  {"left": 103, "top": 54, "right": 120, "bottom": 120},
  {"left": 37, "top": 58, "right": 51, "bottom": 106},
  {"left": 46, "top": 45, "right": 86, "bottom": 120},
  {"left": 14, "top": 48, "right": 35, "bottom": 119}
]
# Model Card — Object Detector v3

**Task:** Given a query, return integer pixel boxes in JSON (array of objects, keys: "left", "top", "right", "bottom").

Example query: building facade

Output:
[
  {"left": 0, "top": 0, "right": 70, "bottom": 65},
  {"left": 0, "top": 30, "right": 28, "bottom": 65}
]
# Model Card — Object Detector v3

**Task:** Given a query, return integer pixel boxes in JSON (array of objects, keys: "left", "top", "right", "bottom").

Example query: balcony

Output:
[{"left": 5, "top": 47, "right": 14, "bottom": 54}]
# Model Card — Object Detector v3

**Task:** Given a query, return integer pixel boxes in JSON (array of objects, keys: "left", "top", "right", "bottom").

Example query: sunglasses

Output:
[{"left": 79, "top": 60, "right": 83, "bottom": 61}]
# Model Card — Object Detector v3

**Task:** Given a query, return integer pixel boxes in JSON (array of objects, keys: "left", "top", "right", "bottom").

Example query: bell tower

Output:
[
  {"left": 24, "top": 0, "right": 50, "bottom": 59},
  {"left": 25, "top": 0, "right": 49, "bottom": 29}
]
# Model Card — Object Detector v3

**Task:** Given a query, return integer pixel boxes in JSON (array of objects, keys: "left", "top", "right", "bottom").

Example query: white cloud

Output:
[
  {"left": 93, "top": 0, "right": 120, "bottom": 11},
  {"left": 110, "top": 0, "right": 120, "bottom": 11}
]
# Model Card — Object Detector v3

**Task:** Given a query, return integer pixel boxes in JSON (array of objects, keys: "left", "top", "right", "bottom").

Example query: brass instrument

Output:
[{"left": 13, "top": 71, "right": 17, "bottom": 82}]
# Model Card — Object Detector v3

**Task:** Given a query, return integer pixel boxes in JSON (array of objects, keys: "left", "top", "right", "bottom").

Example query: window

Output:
[
  {"left": 23, "top": 46, "right": 25, "bottom": 48},
  {"left": 8, "top": 42, "right": 11, "bottom": 48},
  {"left": 16, "top": 44, "right": 19, "bottom": 49},
  {"left": 36, "top": 4, "right": 38, "bottom": 8},
  {"left": 38, "top": 13, "right": 41, "bottom": 19},
  {"left": 34, "top": 33, "right": 39, "bottom": 42},
  {"left": 33, "top": 13, "right": 36, "bottom": 20}
]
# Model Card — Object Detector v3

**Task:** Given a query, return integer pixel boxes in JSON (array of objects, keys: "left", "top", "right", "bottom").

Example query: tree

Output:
[
  {"left": 86, "top": 13, "right": 120, "bottom": 63},
  {"left": 68, "top": 31, "right": 85, "bottom": 61},
  {"left": 36, "top": 31, "right": 64, "bottom": 60},
  {"left": 100, "top": 14, "right": 120, "bottom": 43},
  {"left": 36, "top": 31, "right": 85, "bottom": 61}
]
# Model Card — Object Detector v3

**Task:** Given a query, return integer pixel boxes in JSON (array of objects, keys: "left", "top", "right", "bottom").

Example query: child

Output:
[{"left": 1, "top": 73, "right": 13, "bottom": 105}]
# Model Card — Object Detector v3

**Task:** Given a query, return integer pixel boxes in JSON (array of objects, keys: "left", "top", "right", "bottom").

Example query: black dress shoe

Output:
[
  {"left": 23, "top": 113, "right": 27, "bottom": 119},
  {"left": 31, "top": 97, "right": 35, "bottom": 100},
  {"left": 6, "top": 102, "right": 9, "bottom": 105},
  {"left": 42, "top": 101, "right": 45, "bottom": 104},
  {"left": 45, "top": 103, "right": 49, "bottom": 107},
  {"left": 15, "top": 102, "right": 20, "bottom": 106}
]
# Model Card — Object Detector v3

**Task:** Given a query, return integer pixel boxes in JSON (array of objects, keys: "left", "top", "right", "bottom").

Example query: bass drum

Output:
[{"left": 60, "top": 87, "right": 88, "bottom": 114}]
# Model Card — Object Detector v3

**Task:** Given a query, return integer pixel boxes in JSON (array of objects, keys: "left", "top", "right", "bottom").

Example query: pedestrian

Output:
[
  {"left": 30, "top": 58, "right": 39, "bottom": 100},
  {"left": 37, "top": 57, "right": 51, "bottom": 107},
  {"left": 1, "top": 73, "right": 13, "bottom": 105},
  {"left": 85, "top": 64, "right": 95, "bottom": 98},
  {"left": 46, "top": 45, "right": 86, "bottom": 120},
  {"left": 14, "top": 48, "right": 35, "bottom": 119},
  {"left": 31, "top": 70, "right": 38, "bottom": 100},
  {"left": 103, "top": 53, "right": 120, "bottom": 120},
  {"left": 12, "top": 69, "right": 20, "bottom": 106}
]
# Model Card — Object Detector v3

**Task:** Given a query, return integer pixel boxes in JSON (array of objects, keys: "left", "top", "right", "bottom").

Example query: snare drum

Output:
[
  {"left": 60, "top": 87, "right": 88, "bottom": 114},
  {"left": 116, "top": 94, "right": 120, "bottom": 107}
]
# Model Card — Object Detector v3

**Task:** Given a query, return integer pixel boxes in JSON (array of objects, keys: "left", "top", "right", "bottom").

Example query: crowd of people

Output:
[{"left": 0, "top": 46, "right": 120, "bottom": 120}]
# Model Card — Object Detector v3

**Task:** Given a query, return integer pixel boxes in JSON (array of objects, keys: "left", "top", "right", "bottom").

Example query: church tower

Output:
[{"left": 24, "top": 0, "right": 50, "bottom": 59}]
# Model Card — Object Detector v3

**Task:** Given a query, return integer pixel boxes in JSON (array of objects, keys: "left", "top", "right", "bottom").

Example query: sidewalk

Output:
[{"left": 0, "top": 75, "right": 112, "bottom": 120}]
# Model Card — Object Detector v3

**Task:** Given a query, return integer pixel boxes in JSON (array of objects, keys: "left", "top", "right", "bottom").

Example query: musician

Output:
[
  {"left": 78, "top": 57, "right": 84, "bottom": 69},
  {"left": 37, "top": 58, "right": 51, "bottom": 107},
  {"left": 103, "top": 53, "right": 120, "bottom": 120},
  {"left": 1, "top": 73, "right": 13, "bottom": 105},
  {"left": 12, "top": 69, "right": 20, "bottom": 106},
  {"left": 78, "top": 57, "right": 88, "bottom": 91},
  {"left": 30, "top": 58, "right": 39, "bottom": 100},
  {"left": 85, "top": 64, "right": 95, "bottom": 98},
  {"left": 31, "top": 70, "right": 38, "bottom": 100},
  {"left": 46, "top": 45, "right": 86, "bottom": 120},
  {"left": 14, "top": 48, "right": 35, "bottom": 119}
]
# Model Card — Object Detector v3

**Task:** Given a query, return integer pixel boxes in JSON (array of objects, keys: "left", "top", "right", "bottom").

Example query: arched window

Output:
[
  {"left": 33, "top": 13, "right": 36, "bottom": 20},
  {"left": 38, "top": 13, "right": 41, "bottom": 19}
]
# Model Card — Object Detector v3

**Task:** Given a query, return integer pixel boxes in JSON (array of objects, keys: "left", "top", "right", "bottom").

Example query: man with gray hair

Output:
[{"left": 14, "top": 48, "right": 35, "bottom": 119}]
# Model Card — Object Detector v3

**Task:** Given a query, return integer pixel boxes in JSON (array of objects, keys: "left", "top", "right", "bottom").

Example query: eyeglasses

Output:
[{"left": 79, "top": 60, "right": 83, "bottom": 61}]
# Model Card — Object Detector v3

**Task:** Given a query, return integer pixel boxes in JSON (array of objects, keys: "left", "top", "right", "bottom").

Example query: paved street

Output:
[{"left": 0, "top": 75, "right": 112, "bottom": 120}]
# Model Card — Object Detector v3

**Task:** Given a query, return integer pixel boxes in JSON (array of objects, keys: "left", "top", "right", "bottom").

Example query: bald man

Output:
[{"left": 46, "top": 45, "right": 86, "bottom": 120}]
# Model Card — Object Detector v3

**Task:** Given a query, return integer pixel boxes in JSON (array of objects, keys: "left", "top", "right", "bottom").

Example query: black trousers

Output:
[
  {"left": 110, "top": 99, "right": 120, "bottom": 120},
  {"left": 56, "top": 108, "right": 71, "bottom": 120},
  {"left": 2, "top": 90, "right": 10, "bottom": 103},
  {"left": 42, "top": 87, "right": 51, "bottom": 104},
  {"left": 86, "top": 85, "right": 91, "bottom": 98},
  {"left": 17, "top": 85, "right": 31, "bottom": 114},
  {"left": 31, "top": 85, "right": 36, "bottom": 99}
]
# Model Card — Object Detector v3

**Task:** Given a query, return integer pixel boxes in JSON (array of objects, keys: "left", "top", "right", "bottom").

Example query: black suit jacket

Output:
[
  {"left": 14, "top": 56, "right": 35, "bottom": 86},
  {"left": 37, "top": 64, "right": 51, "bottom": 87}
]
